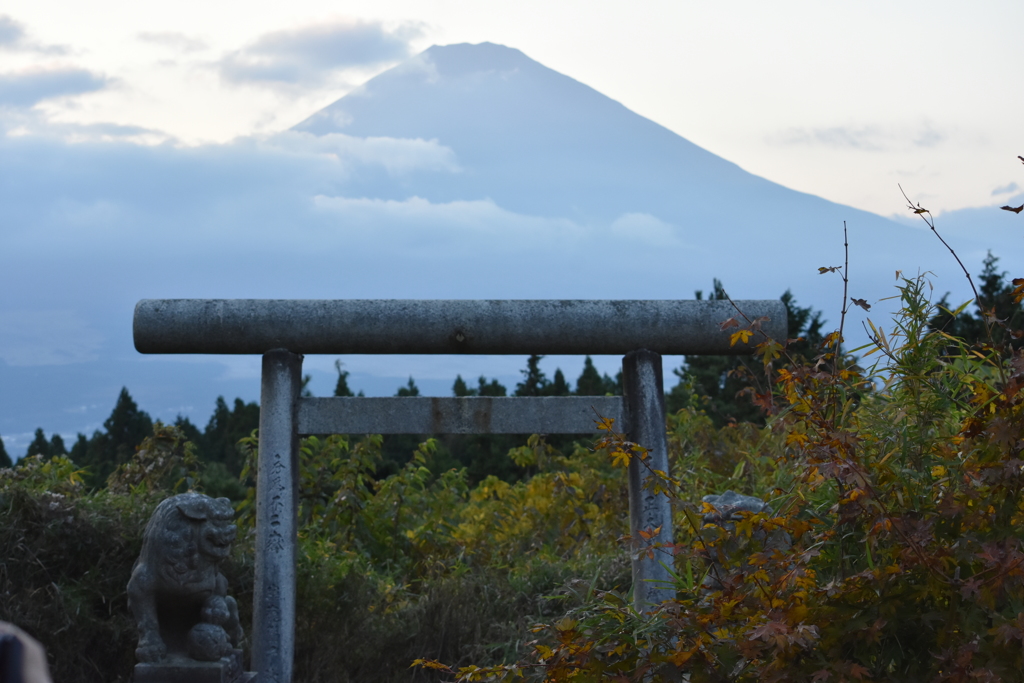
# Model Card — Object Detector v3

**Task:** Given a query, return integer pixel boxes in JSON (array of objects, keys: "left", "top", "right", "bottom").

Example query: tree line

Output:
[{"left": 4, "top": 255, "right": 1015, "bottom": 489}]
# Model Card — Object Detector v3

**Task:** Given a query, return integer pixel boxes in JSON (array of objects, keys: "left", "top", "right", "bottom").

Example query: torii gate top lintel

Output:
[{"left": 133, "top": 298, "right": 787, "bottom": 356}]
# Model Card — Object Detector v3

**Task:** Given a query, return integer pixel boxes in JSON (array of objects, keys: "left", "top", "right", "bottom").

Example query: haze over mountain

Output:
[{"left": 2, "top": 42, "right": 1019, "bottom": 456}]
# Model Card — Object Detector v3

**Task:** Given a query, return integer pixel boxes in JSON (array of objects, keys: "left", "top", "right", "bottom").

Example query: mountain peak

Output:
[{"left": 417, "top": 42, "right": 538, "bottom": 77}]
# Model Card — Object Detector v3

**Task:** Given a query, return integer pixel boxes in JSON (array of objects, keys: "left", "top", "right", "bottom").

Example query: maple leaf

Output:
[
  {"left": 819, "top": 266, "right": 841, "bottom": 274},
  {"left": 730, "top": 329, "right": 754, "bottom": 346},
  {"left": 609, "top": 449, "right": 631, "bottom": 468},
  {"left": 1001, "top": 204, "right": 1024, "bottom": 214},
  {"left": 849, "top": 663, "right": 870, "bottom": 680},
  {"left": 719, "top": 317, "right": 740, "bottom": 330}
]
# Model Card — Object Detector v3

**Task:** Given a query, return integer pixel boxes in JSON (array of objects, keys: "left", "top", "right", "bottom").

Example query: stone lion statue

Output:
[{"left": 128, "top": 492, "right": 244, "bottom": 663}]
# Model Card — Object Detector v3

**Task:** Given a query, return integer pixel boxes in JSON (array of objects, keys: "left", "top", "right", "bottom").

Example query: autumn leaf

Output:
[
  {"left": 719, "top": 317, "right": 740, "bottom": 330},
  {"left": 819, "top": 266, "right": 841, "bottom": 274},
  {"left": 730, "top": 329, "right": 754, "bottom": 346},
  {"left": 610, "top": 449, "right": 631, "bottom": 468},
  {"left": 850, "top": 297, "right": 871, "bottom": 311}
]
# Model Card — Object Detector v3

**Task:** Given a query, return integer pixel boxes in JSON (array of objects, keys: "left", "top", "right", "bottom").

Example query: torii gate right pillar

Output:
[{"left": 622, "top": 349, "right": 674, "bottom": 612}]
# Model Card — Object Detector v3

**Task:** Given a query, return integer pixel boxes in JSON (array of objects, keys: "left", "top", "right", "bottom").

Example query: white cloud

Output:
[
  {"left": 609, "top": 212, "right": 681, "bottom": 247},
  {"left": 310, "top": 195, "right": 585, "bottom": 252},
  {"left": 269, "top": 131, "right": 460, "bottom": 175},
  {"left": 772, "top": 121, "right": 947, "bottom": 152},
  {"left": 218, "top": 19, "right": 423, "bottom": 88},
  {"left": 0, "top": 66, "right": 109, "bottom": 107},
  {"left": 0, "top": 14, "right": 67, "bottom": 54}
]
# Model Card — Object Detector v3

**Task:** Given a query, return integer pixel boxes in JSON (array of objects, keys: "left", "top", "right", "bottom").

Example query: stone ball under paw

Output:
[{"left": 186, "top": 623, "right": 230, "bottom": 662}]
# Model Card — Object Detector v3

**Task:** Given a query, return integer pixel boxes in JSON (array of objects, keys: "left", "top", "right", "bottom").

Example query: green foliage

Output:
[
  {"left": 930, "top": 251, "right": 1024, "bottom": 352},
  {"left": 76, "top": 387, "right": 154, "bottom": 487},
  {"left": 428, "top": 271, "right": 1024, "bottom": 682},
  {"left": 0, "top": 429, "right": 205, "bottom": 683}
]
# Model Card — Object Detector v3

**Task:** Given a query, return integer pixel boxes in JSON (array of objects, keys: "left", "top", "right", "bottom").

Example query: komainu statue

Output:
[{"left": 128, "top": 492, "right": 254, "bottom": 682}]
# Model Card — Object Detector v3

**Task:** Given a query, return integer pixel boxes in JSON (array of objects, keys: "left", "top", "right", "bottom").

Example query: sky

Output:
[
  {"left": 2, "top": 0, "right": 1022, "bottom": 216},
  {"left": 1, "top": 0, "right": 1023, "bottom": 455}
]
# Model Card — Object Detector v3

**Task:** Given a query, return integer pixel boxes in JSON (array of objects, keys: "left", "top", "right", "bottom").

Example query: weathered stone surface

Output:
[
  {"left": 128, "top": 492, "right": 254, "bottom": 681},
  {"left": 133, "top": 649, "right": 256, "bottom": 683},
  {"left": 700, "top": 491, "right": 790, "bottom": 592}
]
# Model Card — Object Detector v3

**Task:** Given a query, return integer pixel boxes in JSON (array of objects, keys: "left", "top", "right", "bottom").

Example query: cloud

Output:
[
  {"left": 137, "top": 31, "right": 208, "bottom": 53},
  {"left": 992, "top": 182, "right": 1020, "bottom": 196},
  {"left": 0, "top": 15, "right": 25, "bottom": 47},
  {"left": 776, "top": 125, "right": 886, "bottom": 151},
  {"left": 218, "top": 19, "right": 422, "bottom": 86},
  {"left": 269, "top": 131, "right": 459, "bottom": 175},
  {"left": 773, "top": 122, "right": 946, "bottom": 152},
  {"left": 0, "top": 66, "right": 109, "bottom": 107},
  {"left": 0, "top": 14, "right": 67, "bottom": 54},
  {"left": 609, "top": 213, "right": 681, "bottom": 247}
]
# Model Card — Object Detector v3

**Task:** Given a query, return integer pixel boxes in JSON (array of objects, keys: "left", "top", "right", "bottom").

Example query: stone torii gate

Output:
[{"left": 133, "top": 298, "right": 786, "bottom": 683}]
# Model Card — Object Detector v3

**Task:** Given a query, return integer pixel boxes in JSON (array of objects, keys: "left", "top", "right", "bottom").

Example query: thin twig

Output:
[
  {"left": 834, "top": 221, "right": 850, "bottom": 379},
  {"left": 899, "top": 184, "right": 981, "bottom": 307}
]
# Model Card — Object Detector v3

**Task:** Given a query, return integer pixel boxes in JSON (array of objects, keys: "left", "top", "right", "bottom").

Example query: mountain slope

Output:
[{"left": 293, "top": 42, "right": 902, "bottom": 248}]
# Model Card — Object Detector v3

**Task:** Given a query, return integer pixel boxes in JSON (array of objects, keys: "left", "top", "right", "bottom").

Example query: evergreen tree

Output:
[
  {"left": 69, "top": 434, "right": 88, "bottom": 464},
  {"left": 27, "top": 428, "right": 50, "bottom": 457},
  {"left": 80, "top": 388, "right": 154, "bottom": 486},
  {"left": 173, "top": 415, "right": 204, "bottom": 445},
  {"left": 453, "top": 375, "right": 476, "bottom": 397},
  {"left": 930, "top": 252, "right": 1024, "bottom": 351},
  {"left": 0, "top": 434, "right": 12, "bottom": 468},
  {"left": 477, "top": 376, "right": 507, "bottom": 396},
  {"left": 201, "top": 397, "right": 259, "bottom": 475},
  {"left": 547, "top": 368, "right": 571, "bottom": 396},
  {"left": 49, "top": 433, "right": 67, "bottom": 456},
  {"left": 334, "top": 360, "right": 356, "bottom": 397},
  {"left": 575, "top": 356, "right": 620, "bottom": 396},
  {"left": 396, "top": 378, "right": 420, "bottom": 397},
  {"left": 515, "top": 355, "right": 550, "bottom": 396}
]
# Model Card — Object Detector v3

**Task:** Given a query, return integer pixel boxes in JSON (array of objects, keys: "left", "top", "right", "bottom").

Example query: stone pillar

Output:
[
  {"left": 622, "top": 349, "right": 675, "bottom": 611},
  {"left": 253, "top": 349, "right": 302, "bottom": 683}
]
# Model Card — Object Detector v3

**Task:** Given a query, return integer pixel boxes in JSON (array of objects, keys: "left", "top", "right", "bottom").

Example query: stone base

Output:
[{"left": 133, "top": 649, "right": 256, "bottom": 683}]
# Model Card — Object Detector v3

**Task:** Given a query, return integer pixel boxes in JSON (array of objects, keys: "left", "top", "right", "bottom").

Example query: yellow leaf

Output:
[{"left": 730, "top": 329, "right": 753, "bottom": 347}]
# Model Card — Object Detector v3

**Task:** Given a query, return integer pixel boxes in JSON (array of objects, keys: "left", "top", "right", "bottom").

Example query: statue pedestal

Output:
[{"left": 133, "top": 649, "right": 256, "bottom": 683}]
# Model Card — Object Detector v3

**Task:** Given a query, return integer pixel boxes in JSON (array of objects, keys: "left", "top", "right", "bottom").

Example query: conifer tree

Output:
[
  {"left": 27, "top": 428, "right": 50, "bottom": 457},
  {"left": 334, "top": 360, "right": 356, "bottom": 397},
  {"left": 574, "top": 356, "right": 620, "bottom": 396},
  {"left": 453, "top": 375, "right": 475, "bottom": 396},
  {"left": 547, "top": 368, "right": 571, "bottom": 396},
  {"left": 0, "top": 434, "right": 12, "bottom": 468},
  {"left": 515, "top": 355, "right": 549, "bottom": 396},
  {"left": 476, "top": 376, "right": 507, "bottom": 396},
  {"left": 930, "top": 251, "right": 1024, "bottom": 351},
  {"left": 396, "top": 377, "right": 420, "bottom": 396},
  {"left": 80, "top": 388, "right": 154, "bottom": 486}
]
